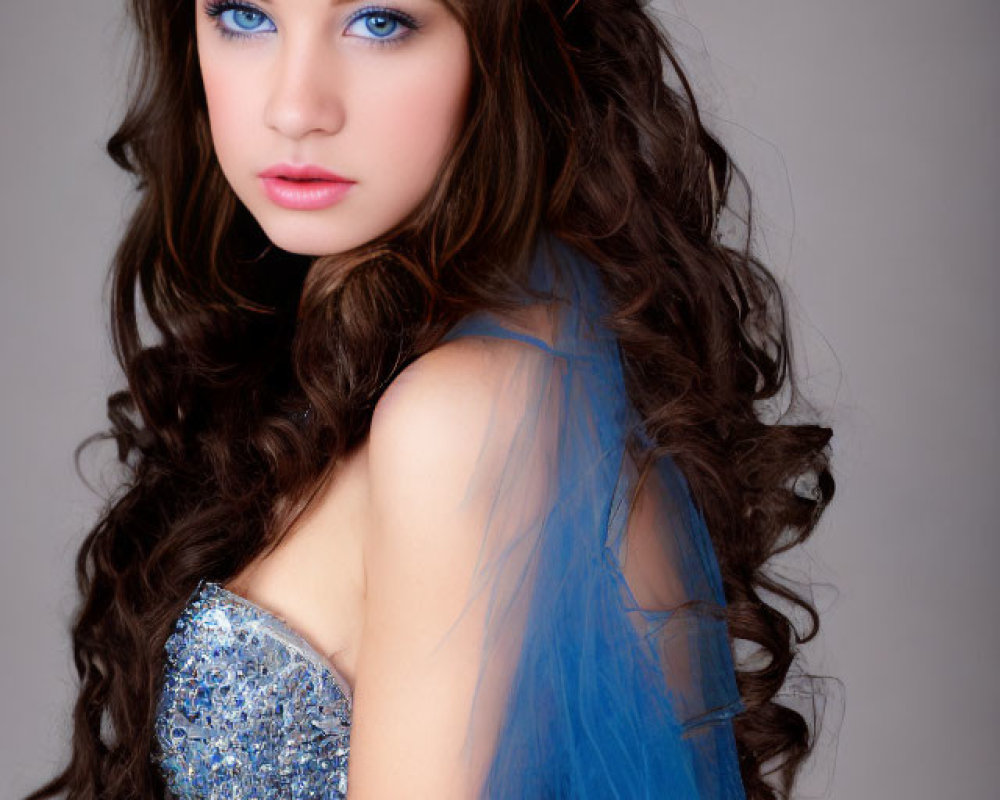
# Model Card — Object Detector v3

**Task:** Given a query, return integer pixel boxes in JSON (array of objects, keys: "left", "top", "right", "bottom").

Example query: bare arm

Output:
[{"left": 345, "top": 335, "right": 557, "bottom": 798}]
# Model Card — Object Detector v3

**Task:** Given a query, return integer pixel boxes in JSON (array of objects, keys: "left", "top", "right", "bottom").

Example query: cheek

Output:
[
  {"left": 361, "top": 49, "right": 471, "bottom": 180},
  {"left": 199, "top": 60, "right": 257, "bottom": 171}
]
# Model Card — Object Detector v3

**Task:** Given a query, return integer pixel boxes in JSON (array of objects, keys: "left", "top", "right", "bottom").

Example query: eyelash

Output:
[{"left": 202, "top": 1, "right": 420, "bottom": 48}]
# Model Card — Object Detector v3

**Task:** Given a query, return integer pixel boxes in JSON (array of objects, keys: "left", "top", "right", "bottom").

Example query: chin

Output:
[{"left": 255, "top": 216, "right": 361, "bottom": 258}]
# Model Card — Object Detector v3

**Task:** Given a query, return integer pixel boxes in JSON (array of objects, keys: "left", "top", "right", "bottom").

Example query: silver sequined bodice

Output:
[{"left": 153, "top": 580, "right": 352, "bottom": 799}]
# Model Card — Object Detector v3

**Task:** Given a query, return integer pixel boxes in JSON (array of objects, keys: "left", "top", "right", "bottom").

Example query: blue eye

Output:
[
  {"left": 345, "top": 8, "right": 419, "bottom": 46},
  {"left": 203, "top": 2, "right": 420, "bottom": 47},
  {"left": 205, "top": 2, "right": 276, "bottom": 39},
  {"left": 225, "top": 8, "right": 274, "bottom": 33}
]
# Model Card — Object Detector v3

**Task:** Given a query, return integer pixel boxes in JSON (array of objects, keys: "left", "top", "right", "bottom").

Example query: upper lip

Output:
[{"left": 259, "top": 163, "right": 354, "bottom": 182}]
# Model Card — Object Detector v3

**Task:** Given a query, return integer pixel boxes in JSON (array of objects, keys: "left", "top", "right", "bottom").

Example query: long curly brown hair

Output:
[{"left": 26, "top": 0, "right": 836, "bottom": 797}]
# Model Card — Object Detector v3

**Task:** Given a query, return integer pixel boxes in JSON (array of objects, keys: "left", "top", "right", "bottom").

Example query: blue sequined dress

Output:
[
  {"left": 154, "top": 580, "right": 352, "bottom": 799},
  {"left": 153, "top": 232, "right": 747, "bottom": 799}
]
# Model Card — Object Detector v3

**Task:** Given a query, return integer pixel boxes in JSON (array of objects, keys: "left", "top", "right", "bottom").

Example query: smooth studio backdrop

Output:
[{"left": 2, "top": 1, "right": 997, "bottom": 798}]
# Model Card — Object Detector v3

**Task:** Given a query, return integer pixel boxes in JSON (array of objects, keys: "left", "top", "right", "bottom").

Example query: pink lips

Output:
[{"left": 259, "top": 163, "right": 356, "bottom": 210}]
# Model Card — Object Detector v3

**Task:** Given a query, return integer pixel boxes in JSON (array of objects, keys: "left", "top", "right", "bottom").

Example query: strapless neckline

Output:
[
  {"left": 156, "top": 578, "right": 353, "bottom": 798},
  {"left": 203, "top": 580, "right": 354, "bottom": 701}
]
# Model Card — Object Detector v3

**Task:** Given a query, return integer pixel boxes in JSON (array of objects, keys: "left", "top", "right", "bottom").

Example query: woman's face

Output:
[{"left": 195, "top": 0, "right": 472, "bottom": 256}]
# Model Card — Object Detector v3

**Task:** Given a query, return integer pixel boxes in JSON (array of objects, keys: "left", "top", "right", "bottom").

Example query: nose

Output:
[{"left": 263, "top": 36, "right": 345, "bottom": 140}]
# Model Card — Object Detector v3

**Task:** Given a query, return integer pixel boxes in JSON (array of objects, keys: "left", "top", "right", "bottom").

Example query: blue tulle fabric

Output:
[{"left": 439, "top": 232, "right": 747, "bottom": 798}]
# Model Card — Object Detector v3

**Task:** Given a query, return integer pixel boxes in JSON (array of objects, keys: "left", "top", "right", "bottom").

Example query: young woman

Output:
[{"left": 27, "top": 0, "right": 835, "bottom": 798}]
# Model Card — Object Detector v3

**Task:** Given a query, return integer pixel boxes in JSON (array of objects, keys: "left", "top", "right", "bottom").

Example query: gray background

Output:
[{"left": 3, "top": 1, "right": 997, "bottom": 797}]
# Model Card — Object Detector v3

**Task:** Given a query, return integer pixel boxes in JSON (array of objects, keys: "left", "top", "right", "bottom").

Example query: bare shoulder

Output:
[
  {"left": 363, "top": 322, "right": 564, "bottom": 548},
  {"left": 370, "top": 335, "right": 505, "bottom": 442},
  {"left": 368, "top": 322, "right": 555, "bottom": 478}
]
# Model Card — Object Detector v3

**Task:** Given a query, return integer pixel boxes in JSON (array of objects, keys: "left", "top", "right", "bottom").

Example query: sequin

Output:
[{"left": 153, "top": 580, "right": 352, "bottom": 799}]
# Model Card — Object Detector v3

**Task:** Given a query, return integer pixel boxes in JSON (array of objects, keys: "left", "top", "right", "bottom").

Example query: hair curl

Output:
[{"left": 27, "top": 0, "right": 835, "bottom": 797}]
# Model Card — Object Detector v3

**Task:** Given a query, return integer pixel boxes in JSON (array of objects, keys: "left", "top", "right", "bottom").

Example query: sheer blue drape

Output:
[{"left": 439, "top": 233, "right": 746, "bottom": 798}]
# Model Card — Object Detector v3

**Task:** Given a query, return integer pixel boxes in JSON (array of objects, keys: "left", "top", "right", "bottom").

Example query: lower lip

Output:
[{"left": 260, "top": 176, "right": 355, "bottom": 210}]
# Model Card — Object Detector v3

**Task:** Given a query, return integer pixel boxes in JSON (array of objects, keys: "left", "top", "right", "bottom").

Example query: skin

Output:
[{"left": 195, "top": 0, "right": 472, "bottom": 256}]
